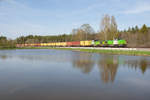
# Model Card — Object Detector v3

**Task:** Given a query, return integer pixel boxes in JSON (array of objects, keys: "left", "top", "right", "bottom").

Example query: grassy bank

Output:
[
  {"left": 79, "top": 48, "right": 150, "bottom": 56},
  {"left": 16, "top": 47, "right": 150, "bottom": 56},
  {"left": 0, "top": 47, "right": 16, "bottom": 50}
]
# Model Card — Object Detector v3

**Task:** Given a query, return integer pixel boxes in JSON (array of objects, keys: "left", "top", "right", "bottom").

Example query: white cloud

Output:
[
  {"left": 124, "top": 2, "right": 150, "bottom": 14},
  {"left": 0, "top": 0, "right": 103, "bottom": 39},
  {"left": 0, "top": 0, "right": 57, "bottom": 38}
]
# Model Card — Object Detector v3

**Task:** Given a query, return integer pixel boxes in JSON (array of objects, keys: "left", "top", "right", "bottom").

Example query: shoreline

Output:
[{"left": 9, "top": 47, "right": 150, "bottom": 56}]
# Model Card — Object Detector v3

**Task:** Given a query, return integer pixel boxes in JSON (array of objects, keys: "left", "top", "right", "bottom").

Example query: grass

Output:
[
  {"left": 16, "top": 47, "right": 150, "bottom": 56},
  {"left": 0, "top": 47, "right": 16, "bottom": 50},
  {"left": 79, "top": 49, "right": 150, "bottom": 56}
]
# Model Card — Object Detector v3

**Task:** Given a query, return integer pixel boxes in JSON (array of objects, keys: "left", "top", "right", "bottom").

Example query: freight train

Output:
[{"left": 16, "top": 39, "right": 127, "bottom": 48}]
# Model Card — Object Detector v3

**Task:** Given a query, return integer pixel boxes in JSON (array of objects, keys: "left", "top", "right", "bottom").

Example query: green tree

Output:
[
  {"left": 135, "top": 25, "right": 139, "bottom": 31},
  {"left": 140, "top": 24, "right": 148, "bottom": 34}
]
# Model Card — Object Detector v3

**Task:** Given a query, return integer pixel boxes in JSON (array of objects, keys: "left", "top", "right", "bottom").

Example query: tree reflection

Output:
[
  {"left": 72, "top": 53, "right": 94, "bottom": 74},
  {"left": 125, "top": 59, "right": 150, "bottom": 74},
  {"left": 98, "top": 55, "right": 119, "bottom": 83},
  {"left": 0, "top": 55, "right": 9, "bottom": 60},
  {"left": 140, "top": 59, "right": 148, "bottom": 74}
]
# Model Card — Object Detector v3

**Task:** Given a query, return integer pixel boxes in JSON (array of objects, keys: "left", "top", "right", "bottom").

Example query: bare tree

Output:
[
  {"left": 100, "top": 14, "right": 111, "bottom": 40},
  {"left": 71, "top": 29, "right": 78, "bottom": 41},
  {"left": 71, "top": 24, "right": 95, "bottom": 41},
  {"left": 80, "top": 24, "right": 95, "bottom": 40},
  {"left": 99, "top": 14, "right": 118, "bottom": 40},
  {"left": 110, "top": 16, "right": 118, "bottom": 39}
]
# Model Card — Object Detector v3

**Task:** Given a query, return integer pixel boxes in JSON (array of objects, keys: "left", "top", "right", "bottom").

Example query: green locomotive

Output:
[{"left": 93, "top": 39, "right": 126, "bottom": 47}]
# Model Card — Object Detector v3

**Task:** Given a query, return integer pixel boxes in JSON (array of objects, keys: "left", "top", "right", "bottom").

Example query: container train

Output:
[{"left": 16, "top": 39, "right": 127, "bottom": 48}]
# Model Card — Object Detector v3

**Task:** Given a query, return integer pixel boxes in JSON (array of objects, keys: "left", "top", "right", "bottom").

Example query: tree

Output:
[
  {"left": 80, "top": 24, "right": 95, "bottom": 40},
  {"left": 128, "top": 27, "right": 131, "bottom": 32},
  {"left": 100, "top": 14, "right": 111, "bottom": 40},
  {"left": 110, "top": 16, "right": 118, "bottom": 39},
  {"left": 70, "top": 24, "right": 95, "bottom": 41},
  {"left": 74, "top": 29, "right": 85, "bottom": 41},
  {"left": 140, "top": 24, "right": 148, "bottom": 34},
  {"left": 131, "top": 27, "right": 136, "bottom": 33},
  {"left": 135, "top": 25, "right": 139, "bottom": 31},
  {"left": 100, "top": 14, "right": 118, "bottom": 40},
  {"left": 0, "top": 36, "right": 16, "bottom": 48},
  {"left": 0, "top": 36, "right": 7, "bottom": 47},
  {"left": 71, "top": 29, "right": 78, "bottom": 41}
]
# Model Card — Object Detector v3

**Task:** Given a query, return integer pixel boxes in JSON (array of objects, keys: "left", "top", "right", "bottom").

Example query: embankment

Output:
[{"left": 17, "top": 47, "right": 150, "bottom": 56}]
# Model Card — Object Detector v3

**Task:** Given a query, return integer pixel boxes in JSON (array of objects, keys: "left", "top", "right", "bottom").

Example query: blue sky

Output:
[{"left": 0, "top": 0, "right": 150, "bottom": 39}]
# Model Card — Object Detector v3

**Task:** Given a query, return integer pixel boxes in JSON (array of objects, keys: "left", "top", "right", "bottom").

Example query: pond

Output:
[{"left": 0, "top": 49, "right": 150, "bottom": 100}]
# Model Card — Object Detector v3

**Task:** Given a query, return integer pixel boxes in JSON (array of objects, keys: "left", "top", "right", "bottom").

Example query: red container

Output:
[
  {"left": 21, "top": 44, "right": 25, "bottom": 47},
  {"left": 27, "top": 44, "right": 31, "bottom": 47},
  {"left": 67, "top": 42, "right": 72, "bottom": 46},
  {"left": 72, "top": 41, "right": 80, "bottom": 46},
  {"left": 16, "top": 44, "right": 21, "bottom": 47},
  {"left": 34, "top": 43, "right": 40, "bottom": 47}
]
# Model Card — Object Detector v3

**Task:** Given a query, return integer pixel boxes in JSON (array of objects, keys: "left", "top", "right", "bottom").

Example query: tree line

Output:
[
  {"left": 0, "top": 36, "right": 16, "bottom": 49},
  {"left": 119, "top": 24, "right": 150, "bottom": 47},
  {"left": 0, "top": 14, "right": 150, "bottom": 48}
]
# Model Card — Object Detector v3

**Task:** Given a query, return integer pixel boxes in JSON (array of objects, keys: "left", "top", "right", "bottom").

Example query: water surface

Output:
[{"left": 0, "top": 49, "right": 150, "bottom": 100}]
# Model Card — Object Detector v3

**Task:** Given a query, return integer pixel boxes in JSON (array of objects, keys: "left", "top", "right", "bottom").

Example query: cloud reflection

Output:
[{"left": 124, "top": 59, "right": 150, "bottom": 74}]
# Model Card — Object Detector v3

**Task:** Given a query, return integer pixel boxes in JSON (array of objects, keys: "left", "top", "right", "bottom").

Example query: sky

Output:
[{"left": 0, "top": 0, "right": 150, "bottom": 39}]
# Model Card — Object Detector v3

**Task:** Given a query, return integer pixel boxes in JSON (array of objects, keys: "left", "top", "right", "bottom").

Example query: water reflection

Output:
[
  {"left": 0, "top": 49, "right": 150, "bottom": 100},
  {"left": 125, "top": 59, "right": 150, "bottom": 74},
  {"left": 72, "top": 53, "right": 94, "bottom": 74},
  {"left": 0, "top": 49, "right": 72, "bottom": 63},
  {"left": 72, "top": 53, "right": 120, "bottom": 83},
  {"left": 71, "top": 53, "right": 150, "bottom": 83},
  {"left": 98, "top": 55, "right": 119, "bottom": 83},
  {"left": 0, "top": 55, "right": 8, "bottom": 60},
  {"left": 0, "top": 50, "right": 150, "bottom": 84}
]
